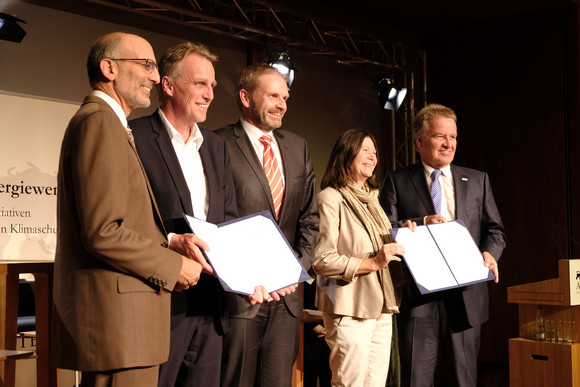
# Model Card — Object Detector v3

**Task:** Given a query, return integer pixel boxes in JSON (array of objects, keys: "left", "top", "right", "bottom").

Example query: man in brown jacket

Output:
[{"left": 51, "top": 32, "right": 203, "bottom": 387}]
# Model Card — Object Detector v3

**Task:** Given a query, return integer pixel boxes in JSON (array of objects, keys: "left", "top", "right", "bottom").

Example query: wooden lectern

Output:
[
  {"left": 0, "top": 260, "right": 57, "bottom": 387},
  {"left": 508, "top": 259, "right": 580, "bottom": 387}
]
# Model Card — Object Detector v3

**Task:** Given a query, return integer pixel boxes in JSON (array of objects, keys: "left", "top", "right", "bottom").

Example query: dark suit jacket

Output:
[
  {"left": 380, "top": 162, "right": 506, "bottom": 327},
  {"left": 52, "top": 96, "right": 182, "bottom": 371},
  {"left": 215, "top": 121, "right": 319, "bottom": 318},
  {"left": 130, "top": 110, "right": 238, "bottom": 333}
]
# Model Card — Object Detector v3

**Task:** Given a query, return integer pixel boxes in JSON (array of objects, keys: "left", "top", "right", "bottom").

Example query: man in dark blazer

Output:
[
  {"left": 130, "top": 42, "right": 237, "bottom": 387},
  {"left": 52, "top": 33, "right": 202, "bottom": 387},
  {"left": 215, "top": 64, "right": 319, "bottom": 387},
  {"left": 380, "top": 103, "right": 506, "bottom": 387}
]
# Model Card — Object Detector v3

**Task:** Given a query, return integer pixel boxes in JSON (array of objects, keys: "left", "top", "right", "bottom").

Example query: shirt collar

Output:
[
  {"left": 158, "top": 108, "right": 204, "bottom": 150},
  {"left": 422, "top": 162, "right": 452, "bottom": 179},
  {"left": 241, "top": 118, "right": 277, "bottom": 145},
  {"left": 90, "top": 90, "right": 127, "bottom": 127}
]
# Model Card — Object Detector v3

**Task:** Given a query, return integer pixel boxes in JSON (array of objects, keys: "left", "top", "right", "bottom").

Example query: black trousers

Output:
[
  {"left": 158, "top": 314, "right": 222, "bottom": 387},
  {"left": 221, "top": 300, "right": 300, "bottom": 387},
  {"left": 398, "top": 300, "right": 481, "bottom": 387}
]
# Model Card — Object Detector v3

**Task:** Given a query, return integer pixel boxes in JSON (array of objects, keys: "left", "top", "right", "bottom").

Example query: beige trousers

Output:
[{"left": 323, "top": 312, "right": 393, "bottom": 387}]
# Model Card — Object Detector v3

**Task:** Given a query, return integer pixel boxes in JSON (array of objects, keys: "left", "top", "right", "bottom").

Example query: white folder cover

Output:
[
  {"left": 183, "top": 211, "right": 310, "bottom": 295},
  {"left": 390, "top": 220, "right": 494, "bottom": 294}
]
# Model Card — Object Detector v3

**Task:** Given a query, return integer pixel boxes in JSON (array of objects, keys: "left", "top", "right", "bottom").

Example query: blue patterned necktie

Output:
[{"left": 430, "top": 169, "right": 442, "bottom": 215}]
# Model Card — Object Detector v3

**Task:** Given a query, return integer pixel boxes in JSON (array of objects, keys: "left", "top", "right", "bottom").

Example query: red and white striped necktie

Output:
[{"left": 259, "top": 135, "right": 284, "bottom": 219}]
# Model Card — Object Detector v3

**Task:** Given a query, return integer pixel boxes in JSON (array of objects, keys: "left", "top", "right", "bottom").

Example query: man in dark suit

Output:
[
  {"left": 215, "top": 64, "right": 319, "bottom": 387},
  {"left": 380, "top": 103, "right": 506, "bottom": 387},
  {"left": 129, "top": 42, "right": 237, "bottom": 387},
  {"left": 52, "top": 32, "right": 202, "bottom": 387}
]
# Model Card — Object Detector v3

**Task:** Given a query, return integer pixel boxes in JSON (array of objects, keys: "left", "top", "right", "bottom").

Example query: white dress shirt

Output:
[
  {"left": 423, "top": 162, "right": 456, "bottom": 221},
  {"left": 159, "top": 109, "right": 209, "bottom": 221},
  {"left": 90, "top": 90, "right": 127, "bottom": 127}
]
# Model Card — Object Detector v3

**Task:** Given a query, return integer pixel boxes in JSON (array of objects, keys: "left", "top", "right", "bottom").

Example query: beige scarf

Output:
[{"left": 338, "top": 182, "right": 405, "bottom": 313}]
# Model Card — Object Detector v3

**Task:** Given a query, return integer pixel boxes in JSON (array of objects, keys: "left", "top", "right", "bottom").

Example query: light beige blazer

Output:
[
  {"left": 51, "top": 96, "right": 183, "bottom": 371},
  {"left": 313, "top": 187, "right": 396, "bottom": 319}
]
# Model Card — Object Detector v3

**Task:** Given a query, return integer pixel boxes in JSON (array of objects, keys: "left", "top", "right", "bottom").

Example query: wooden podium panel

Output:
[
  {"left": 508, "top": 259, "right": 580, "bottom": 306},
  {"left": 508, "top": 260, "right": 580, "bottom": 387},
  {"left": 509, "top": 338, "right": 580, "bottom": 386},
  {"left": 0, "top": 260, "right": 56, "bottom": 387}
]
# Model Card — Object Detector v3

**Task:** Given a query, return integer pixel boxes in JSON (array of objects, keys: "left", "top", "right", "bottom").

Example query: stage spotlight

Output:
[
  {"left": 0, "top": 12, "right": 26, "bottom": 43},
  {"left": 269, "top": 51, "right": 295, "bottom": 89},
  {"left": 378, "top": 77, "right": 407, "bottom": 111}
]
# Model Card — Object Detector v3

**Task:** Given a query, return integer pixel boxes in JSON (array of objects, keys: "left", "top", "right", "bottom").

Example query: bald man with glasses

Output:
[{"left": 52, "top": 32, "right": 203, "bottom": 387}]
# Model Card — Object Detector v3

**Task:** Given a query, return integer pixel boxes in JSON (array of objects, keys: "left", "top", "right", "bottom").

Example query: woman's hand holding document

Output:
[
  {"left": 390, "top": 220, "right": 494, "bottom": 294},
  {"left": 183, "top": 211, "right": 311, "bottom": 296}
]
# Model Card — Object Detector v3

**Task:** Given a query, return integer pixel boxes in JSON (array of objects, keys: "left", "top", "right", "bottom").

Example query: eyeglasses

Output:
[{"left": 109, "top": 58, "right": 157, "bottom": 73}]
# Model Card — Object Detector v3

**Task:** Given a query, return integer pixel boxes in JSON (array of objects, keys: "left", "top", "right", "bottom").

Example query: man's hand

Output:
[
  {"left": 426, "top": 215, "right": 447, "bottom": 224},
  {"left": 170, "top": 233, "right": 214, "bottom": 276},
  {"left": 483, "top": 251, "right": 499, "bottom": 283},
  {"left": 402, "top": 219, "right": 417, "bottom": 232},
  {"left": 244, "top": 284, "right": 298, "bottom": 305},
  {"left": 269, "top": 284, "right": 298, "bottom": 301},
  {"left": 245, "top": 285, "right": 270, "bottom": 305},
  {"left": 175, "top": 256, "right": 203, "bottom": 292}
]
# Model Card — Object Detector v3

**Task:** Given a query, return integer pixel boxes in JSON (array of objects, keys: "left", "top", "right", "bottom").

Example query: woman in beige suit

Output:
[{"left": 313, "top": 129, "right": 415, "bottom": 387}]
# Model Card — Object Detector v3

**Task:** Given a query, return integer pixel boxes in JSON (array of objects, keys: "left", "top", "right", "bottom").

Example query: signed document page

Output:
[
  {"left": 391, "top": 220, "right": 493, "bottom": 294},
  {"left": 184, "top": 211, "right": 310, "bottom": 295}
]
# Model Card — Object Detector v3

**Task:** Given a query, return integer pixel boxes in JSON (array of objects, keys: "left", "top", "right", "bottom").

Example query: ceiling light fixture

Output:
[
  {"left": 0, "top": 12, "right": 27, "bottom": 43},
  {"left": 378, "top": 77, "right": 407, "bottom": 111},
  {"left": 269, "top": 51, "right": 295, "bottom": 89}
]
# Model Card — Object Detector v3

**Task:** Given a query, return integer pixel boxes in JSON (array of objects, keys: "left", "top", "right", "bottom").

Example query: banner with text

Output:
[{"left": 0, "top": 92, "right": 78, "bottom": 261}]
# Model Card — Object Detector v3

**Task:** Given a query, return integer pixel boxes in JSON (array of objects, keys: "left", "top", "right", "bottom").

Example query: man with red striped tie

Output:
[{"left": 216, "top": 64, "right": 319, "bottom": 387}]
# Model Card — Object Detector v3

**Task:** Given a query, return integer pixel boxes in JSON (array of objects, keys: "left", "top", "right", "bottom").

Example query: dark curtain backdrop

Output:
[{"left": 421, "top": 4, "right": 579, "bottom": 364}]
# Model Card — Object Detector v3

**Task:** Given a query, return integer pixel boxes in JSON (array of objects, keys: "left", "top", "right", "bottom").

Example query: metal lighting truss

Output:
[{"left": 84, "top": 0, "right": 425, "bottom": 167}]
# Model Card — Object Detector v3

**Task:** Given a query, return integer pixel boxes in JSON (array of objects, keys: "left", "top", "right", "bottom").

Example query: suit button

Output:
[{"left": 161, "top": 241, "right": 168, "bottom": 248}]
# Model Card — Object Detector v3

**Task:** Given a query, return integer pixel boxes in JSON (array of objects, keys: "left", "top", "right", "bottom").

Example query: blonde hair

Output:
[
  {"left": 235, "top": 64, "right": 283, "bottom": 111},
  {"left": 412, "top": 103, "right": 457, "bottom": 138},
  {"left": 158, "top": 41, "right": 218, "bottom": 102}
]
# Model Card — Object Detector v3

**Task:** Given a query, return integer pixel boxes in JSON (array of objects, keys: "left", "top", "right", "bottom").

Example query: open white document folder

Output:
[
  {"left": 183, "top": 211, "right": 310, "bottom": 295},
  {"left": 390, "top": 220, "right": 494, "bottom": 294}
]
